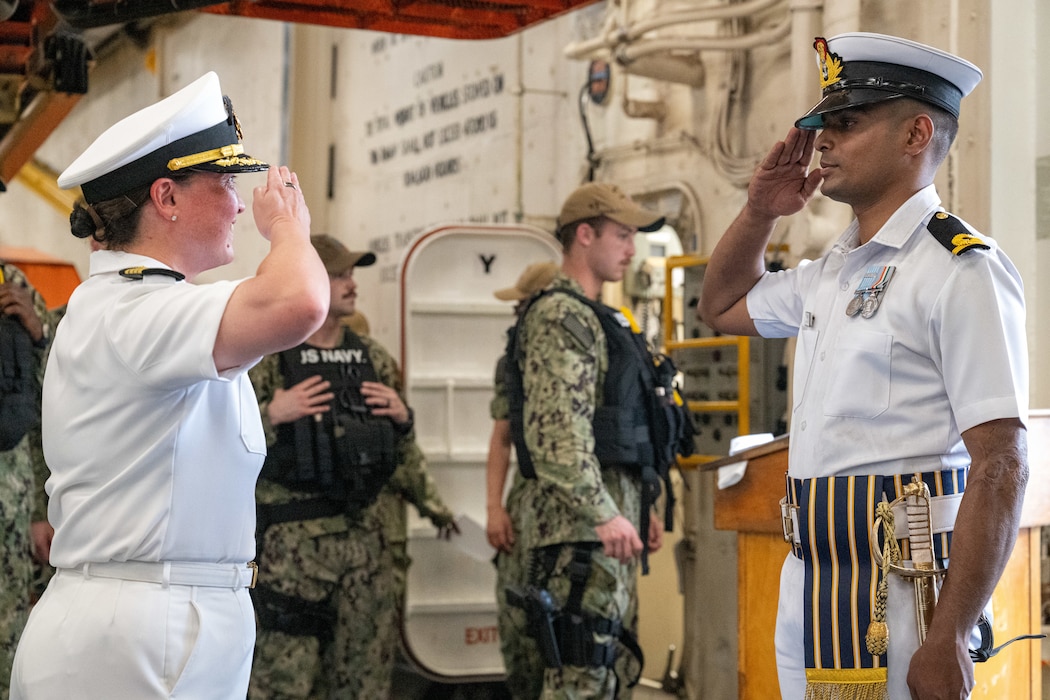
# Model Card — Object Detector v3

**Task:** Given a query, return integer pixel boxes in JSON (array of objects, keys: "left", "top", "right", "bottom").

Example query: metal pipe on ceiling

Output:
[{"left": 51, "top": 0, "right": 225, "bottom": 28}]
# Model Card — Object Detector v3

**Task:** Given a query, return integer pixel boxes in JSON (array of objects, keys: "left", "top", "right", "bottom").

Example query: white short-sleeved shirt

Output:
[
  {"left": 747, "top": 185, "right": 1028, "bottom": 480},
  {"left": 43, "top": 251, "right": 265, "bottom": 567}
]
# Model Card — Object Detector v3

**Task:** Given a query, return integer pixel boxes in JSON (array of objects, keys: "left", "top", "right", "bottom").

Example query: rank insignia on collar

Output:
[
  {"left": 927, "top": 212, "right": 990, "bottom": 256},
  {"left": 119, "top": 266, "right": 186, "bottom": 281}
]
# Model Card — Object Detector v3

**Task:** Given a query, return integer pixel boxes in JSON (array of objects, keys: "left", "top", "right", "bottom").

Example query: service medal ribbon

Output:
[{"left": 847, "top": 265, "right": 896, "bottom": 318}]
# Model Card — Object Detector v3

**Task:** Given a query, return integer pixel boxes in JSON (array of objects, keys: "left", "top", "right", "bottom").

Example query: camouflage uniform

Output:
[
  {"left": 0, "top": 264, "right": 47, "bottom": 700},
  {"left": 516, "top": 273, "right": 643, "bottom": 700},
  {"left": 248, "top": 328, "right": 454, "bottom": 700},
  {"left": 491, "top": 350, "right": 544, "bottom": 700},
  {"left": 28, "top": 304, "right": 66, "bottom": 601}
]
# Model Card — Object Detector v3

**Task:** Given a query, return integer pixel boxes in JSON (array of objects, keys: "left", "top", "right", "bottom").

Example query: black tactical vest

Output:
[
  {"left": 505, "top": 288, "right": 695, "bottom": 572},
  {"left": 261, "top": 331, "right": 398, "bottom": 514}
]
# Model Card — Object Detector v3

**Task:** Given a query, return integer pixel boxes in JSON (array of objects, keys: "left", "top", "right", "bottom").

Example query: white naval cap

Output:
[
  {"left": 58, "top": 71, "right": 268, "bottom": 204},
  {"left": 796, "top": 32, "right": 983, "bottom": 129}
]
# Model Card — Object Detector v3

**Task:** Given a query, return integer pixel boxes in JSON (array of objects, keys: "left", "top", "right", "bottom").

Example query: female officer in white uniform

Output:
[{"left": 9, "top": 72, "right": 330, "bottom": 700}]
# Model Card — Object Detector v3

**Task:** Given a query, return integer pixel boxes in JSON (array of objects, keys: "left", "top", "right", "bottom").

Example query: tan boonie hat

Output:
[
  {"left": 494, "top": 261, "right": 559, "bottom": 301},
  {"left": 311, "top": 234, "right": 377, "bottom": 276},
  {"left": 557, "top": 182, "right": 665, "bottom": 233}
]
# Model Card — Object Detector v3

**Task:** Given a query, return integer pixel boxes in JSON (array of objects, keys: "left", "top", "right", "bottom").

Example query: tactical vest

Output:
[
  {"left": 261, "top": 332, "right": 398, "bottom": 515},
  {"left": 505, "top": 288, "right": 695, "bottom": 573},
  {"left": 0, "top": 314, "right": 40, "bottom": 451}
]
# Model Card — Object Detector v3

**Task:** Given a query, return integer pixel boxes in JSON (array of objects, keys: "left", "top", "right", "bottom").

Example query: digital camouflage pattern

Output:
[
  {"left": 515, "top": 273, "right": 644, "bottom": 699},
  {"left": 0, "top": 264, "right": 47, "bottom": 700},
  {"left": 248, "top": 328, "right": 454, "bottom": 700},
  {"left": 491, "top": 349, "right": 544, "bottom": 700}
]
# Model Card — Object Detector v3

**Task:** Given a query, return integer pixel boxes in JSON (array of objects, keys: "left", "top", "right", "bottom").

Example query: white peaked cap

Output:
[
  {"left": 59, "top": 71, "right": 267, "bottom": 203},
  {"left": 796, "top": 32, "right": 983, "bottom": 129}
]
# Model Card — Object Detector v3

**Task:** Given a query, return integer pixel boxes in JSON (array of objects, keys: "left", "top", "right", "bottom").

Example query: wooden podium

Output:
[{"left": 703, "top": 423, "right": 1048, "bottom": 700}]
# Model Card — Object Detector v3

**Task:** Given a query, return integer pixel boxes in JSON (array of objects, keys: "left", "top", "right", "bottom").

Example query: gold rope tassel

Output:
[
  {"left": 866, "top": 500, "right": 899, "bottom": 656},
  {"left": 804, "top": 669, "right": 889, "bottom": 700}
]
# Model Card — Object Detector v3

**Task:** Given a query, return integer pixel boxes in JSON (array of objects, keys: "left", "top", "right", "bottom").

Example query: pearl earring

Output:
[{"left": 171, "top": 215, "right": 177, "bottom": 222}]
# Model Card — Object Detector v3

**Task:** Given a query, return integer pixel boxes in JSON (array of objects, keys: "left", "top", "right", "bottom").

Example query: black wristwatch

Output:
[{"left": 32, "top": 323, "right": 50, "bottom": 349}]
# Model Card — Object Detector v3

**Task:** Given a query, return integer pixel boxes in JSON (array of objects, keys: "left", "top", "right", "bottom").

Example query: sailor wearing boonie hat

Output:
[
  {"left": 10, "top": 73, "right": 330, "bottom": 700},
  {"left": 698, "top": 33, "right": 1027, "bottom": 700}
]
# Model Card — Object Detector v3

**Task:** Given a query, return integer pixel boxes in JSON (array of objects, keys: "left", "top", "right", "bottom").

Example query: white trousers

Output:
[
  {"left": 774, "top": 554, "right": 985, "bottom": 700},
  {"left": 11, "top": 569, "right": 255, "bottom": 699}
]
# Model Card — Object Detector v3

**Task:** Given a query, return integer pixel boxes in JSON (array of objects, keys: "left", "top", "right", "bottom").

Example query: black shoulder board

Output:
[
  {"left": 927, "top": 212, "right": 990, "bottom": 256},
  {"left": 119, "top": 266, "right": 186, "bottom": 281}
]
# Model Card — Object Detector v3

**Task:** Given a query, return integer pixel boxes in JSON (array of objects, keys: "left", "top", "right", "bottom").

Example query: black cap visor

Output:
[
  {"left": 795, "top": 60, "right": 964, "bottom": 130},
  {"left": 639, "top": 216, "right": 666, "bottom": 233},
  {"left": 81, "top": 120, "right": 269, "bottom": 203},
  {"left": 795, "top": 89, "right": 904, "bottom": 129}
]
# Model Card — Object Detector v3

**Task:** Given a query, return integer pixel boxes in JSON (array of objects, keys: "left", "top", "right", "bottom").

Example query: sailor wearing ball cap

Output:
[
  {"left": 556, "top": 181, "right": 665, "bottom": 238},
  {"left": 505, "top": 181, "right": 681, "bottom": 697},
  {"left": 9, "top": 73, "right": 329, "bottom": 700},
  {"left": 699, "top": 33, "right": 1027, "bottom": 700}
]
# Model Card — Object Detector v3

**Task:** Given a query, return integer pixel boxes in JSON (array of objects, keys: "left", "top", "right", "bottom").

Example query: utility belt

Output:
[
  {"left": 507, "top": 543, "right": 643, "bottom": 684},
  {"left": 250, "top": 496, "right": 361, "bottom": 641},
  {"left": 252, "top": 496, "right": 370, "bottom": 640},
  {"left": 62, "top": 560, "right": 257, "bottom": 589},
  {"left": 256, "top": 496, "right": 349, "bottom": 535}
]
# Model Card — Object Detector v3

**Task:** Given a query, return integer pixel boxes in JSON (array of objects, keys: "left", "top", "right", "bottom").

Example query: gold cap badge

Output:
[{"left": 814, "top": 37, "right": 843, "bottom": 90}]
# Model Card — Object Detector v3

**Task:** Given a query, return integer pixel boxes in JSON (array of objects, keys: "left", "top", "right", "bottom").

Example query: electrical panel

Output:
[{"left": 663, "top": 256, "right": 789, "bottom": 460}]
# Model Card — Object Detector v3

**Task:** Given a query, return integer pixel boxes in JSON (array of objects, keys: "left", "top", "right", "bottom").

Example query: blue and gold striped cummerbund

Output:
[{"left": 785, "top": 468, "right": 966, "bottom": 698}]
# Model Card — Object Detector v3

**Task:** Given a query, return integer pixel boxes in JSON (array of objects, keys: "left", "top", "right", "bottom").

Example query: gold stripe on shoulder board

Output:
[{"left": 926, "top": 211, "right": 990, "bottom": 256}]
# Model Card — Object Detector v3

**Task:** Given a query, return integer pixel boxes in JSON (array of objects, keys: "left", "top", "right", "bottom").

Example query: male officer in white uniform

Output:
[{"left": 698, "top": 33, "right": 1028, "bottom": 700}]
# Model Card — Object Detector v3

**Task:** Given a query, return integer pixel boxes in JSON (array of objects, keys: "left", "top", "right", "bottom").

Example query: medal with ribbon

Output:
[{"left": 845, "top": 265, "right": 895, "bottom": 319}]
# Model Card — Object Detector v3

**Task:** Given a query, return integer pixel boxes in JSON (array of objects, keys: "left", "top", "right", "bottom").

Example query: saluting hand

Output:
[
  {"left": 252, "top": 166, "right": 310, "bottom": 241},
  {"left": 268, "top": 375, "right": 333, "bottom": 425},
  {"left": 747, "top": 127, "right": 825, "bottom": 220}
]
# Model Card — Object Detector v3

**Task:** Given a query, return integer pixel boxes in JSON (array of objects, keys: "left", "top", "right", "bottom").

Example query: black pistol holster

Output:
[
  {"left": 251, "top": 498, "right": 348, "bottom": 641},
  {"left": 508, "top": 544, "right": 644, "bottom": 685},
  {"left": 252, "top": 585, "right": 334, "bottom": 642}
]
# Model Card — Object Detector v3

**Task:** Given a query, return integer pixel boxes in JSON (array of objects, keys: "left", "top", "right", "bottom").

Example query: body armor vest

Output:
[
  {"left": 261, "top": 332, "right": 398, "bottom": 514},
  {"left": 505, "top": 288, "right": 695, "bottom": 573}
]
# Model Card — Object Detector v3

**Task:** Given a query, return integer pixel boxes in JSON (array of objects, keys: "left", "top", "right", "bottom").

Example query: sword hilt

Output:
[{"left": 902, "top": 478, "right": 938, "bottom": 643}]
